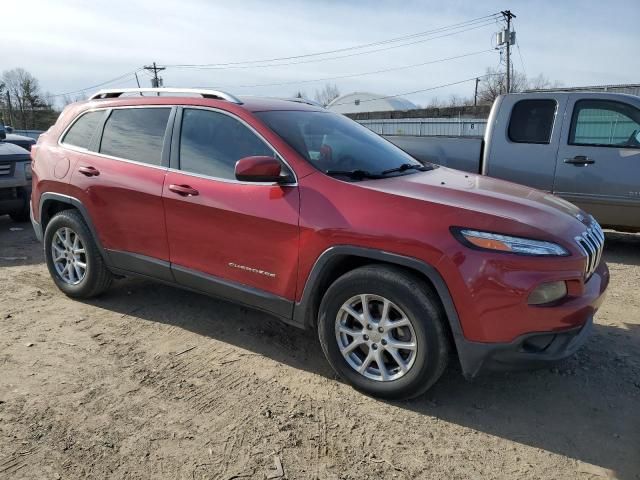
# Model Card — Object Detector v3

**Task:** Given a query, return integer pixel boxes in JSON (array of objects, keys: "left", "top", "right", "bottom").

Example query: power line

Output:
[
  {"left": 191, "top": 49, "right": 493, "bottom": 89},
  {"left": 49, "top": 69, "right": 142, "bottom": 98},
  {"left": 165, "top": 13, "right": 500, "bottom": 68},
  {"left": 329, "top": 74, "right": 500, "bottom": 106}
]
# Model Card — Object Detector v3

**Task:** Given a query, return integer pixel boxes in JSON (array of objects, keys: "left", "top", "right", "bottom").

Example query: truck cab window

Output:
[
  {"left": 508, "top": 99, "right": 557, "bottom": 144},
  {"left": 569, "top": 100, "right": 640, "bottom": 148}
]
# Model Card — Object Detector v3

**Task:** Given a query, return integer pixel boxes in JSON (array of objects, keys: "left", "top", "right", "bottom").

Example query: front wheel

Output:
[
  {"left": 44, "top": 209, "right": 112, "bottom": 298},
  {"left": 317, "top": 265, "right": 450, "bottom": 400}
]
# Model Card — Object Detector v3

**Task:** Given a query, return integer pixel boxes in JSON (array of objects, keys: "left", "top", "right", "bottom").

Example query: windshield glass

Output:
[{"left": 255, "top": 110, "right": 425, "bottom": 179}]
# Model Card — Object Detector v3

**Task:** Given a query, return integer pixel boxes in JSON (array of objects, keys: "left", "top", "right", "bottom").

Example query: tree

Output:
[
  {"left": 314, "top": 83, "right": 340, "bottom": 107},
  {"left": 1, "top": 68, "right": 58, "bottom": 130},
  {"left": 476, "top": 67, "right": 562, "bottom": 104}
]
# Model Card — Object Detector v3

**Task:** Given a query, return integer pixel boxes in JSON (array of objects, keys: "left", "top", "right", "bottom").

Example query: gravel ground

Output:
[{"left": 0, "top": 215, "right": 639, "bottom": 480}]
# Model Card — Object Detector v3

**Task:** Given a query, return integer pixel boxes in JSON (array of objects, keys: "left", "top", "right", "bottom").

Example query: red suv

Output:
[{"left": 30, "top": 88, "right": 609, "bottom": 399}]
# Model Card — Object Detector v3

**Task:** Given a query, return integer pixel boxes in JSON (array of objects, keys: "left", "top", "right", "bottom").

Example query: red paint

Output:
[{"left": 32, "top": 95, "right": 609, "bottom": 344}]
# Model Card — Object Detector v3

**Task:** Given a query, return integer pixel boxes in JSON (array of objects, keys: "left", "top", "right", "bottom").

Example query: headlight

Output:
[
  {"left": 454, "top": 229, "right": 569, "bottom": 256},
  {"left": 24, "top": 162, "right": 32, "bottom": 180}
]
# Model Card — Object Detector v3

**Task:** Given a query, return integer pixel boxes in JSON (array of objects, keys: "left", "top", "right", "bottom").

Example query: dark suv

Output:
[{"left": 31, "top": 88, "right": 609, "bottom": 399}]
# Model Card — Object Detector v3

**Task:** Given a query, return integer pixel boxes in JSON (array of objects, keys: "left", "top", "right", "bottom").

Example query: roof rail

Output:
[
  {"left": 283, "top": 97, "right": 325, "bottom": 108},
  {"left": 89, "top": 88, "right": 243, "bottom": 104}
]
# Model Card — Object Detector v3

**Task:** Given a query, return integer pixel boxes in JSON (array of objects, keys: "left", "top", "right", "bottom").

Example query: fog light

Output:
[{"left": 528, "top": 281, "right": 567, "bottom": 305}]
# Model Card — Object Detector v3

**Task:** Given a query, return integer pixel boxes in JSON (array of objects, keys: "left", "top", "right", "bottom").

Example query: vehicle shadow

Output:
[
  {"left": 0, "top": 215, "right": 42, "bottom": 267},
  {"left": 87, "top": 269, "right": 640, "bottom": 480},
  {"left": 603, "top": 231, "right": 640, "bottom": 266}
]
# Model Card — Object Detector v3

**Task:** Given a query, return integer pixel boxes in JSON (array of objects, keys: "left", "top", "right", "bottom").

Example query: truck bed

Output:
[{"left": 385, "top": 135, "right": 483, "bottom": 173}]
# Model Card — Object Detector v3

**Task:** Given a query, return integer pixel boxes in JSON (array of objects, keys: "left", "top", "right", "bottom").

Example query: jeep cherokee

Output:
[{"left": 30, "top": 88, "right": 609, "bottom": 399}]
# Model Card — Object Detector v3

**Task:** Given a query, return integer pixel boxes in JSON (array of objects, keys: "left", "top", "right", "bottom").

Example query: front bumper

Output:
[
  {"left": 457, "top": 315, "right": 593, "bottom": 377},
  {"left": 455, "top": 261, "right": 608, "bottom": 378}
]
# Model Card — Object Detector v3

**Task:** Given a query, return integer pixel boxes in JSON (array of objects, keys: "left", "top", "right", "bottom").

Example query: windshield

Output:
[{"left": 255, "top": 110, "right": 426, "bottom": 179}]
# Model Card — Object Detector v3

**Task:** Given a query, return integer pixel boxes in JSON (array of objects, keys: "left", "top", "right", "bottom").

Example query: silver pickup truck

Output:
[{"left": 388, "top": 92, "right": 640, "bottom": 232}]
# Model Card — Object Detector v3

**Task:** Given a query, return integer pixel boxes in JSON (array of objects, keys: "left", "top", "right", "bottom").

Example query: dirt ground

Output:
[{"left": 0, "top": 215, "right": 638, "bottom": 480}]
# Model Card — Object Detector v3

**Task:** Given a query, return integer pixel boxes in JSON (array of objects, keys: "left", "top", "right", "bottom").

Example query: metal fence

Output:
[{"left": 357, "top": 118, "right": 487, "bottom": 137}]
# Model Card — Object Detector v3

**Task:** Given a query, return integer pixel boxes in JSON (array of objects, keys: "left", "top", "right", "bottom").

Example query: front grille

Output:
[
  {"left": 0, "top": 163, "right": 12, "bottom": 176},
  {"left": 574, "top": 217, "right": 605, "bottom": 279}
]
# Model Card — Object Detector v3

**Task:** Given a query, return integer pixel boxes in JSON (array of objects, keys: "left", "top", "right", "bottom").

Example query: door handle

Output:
[
  {"left": 169, "top": 184, "right": 199, "bottom": 196},
  {"left": 564, "top": 155, "right": 595, "bottom": 166},
  {"left": 78, "top": 166, "right": 100, "bottom": 176}
]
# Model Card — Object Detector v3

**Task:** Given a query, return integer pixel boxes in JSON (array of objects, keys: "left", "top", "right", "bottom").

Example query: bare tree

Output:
[
  {"left": 477, "top": 67, "right": 562, "bottom": 104},
  {"left": 314, "top": 83, "right": 340, "bottom": 107},
  {"left": 2, "top": 68, "right": 58, "bottom": 129}
]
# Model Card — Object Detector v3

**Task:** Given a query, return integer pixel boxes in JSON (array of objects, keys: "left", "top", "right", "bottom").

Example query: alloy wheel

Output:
[{"left": 51, "top": 227, "right": 87, "bottom": 285}]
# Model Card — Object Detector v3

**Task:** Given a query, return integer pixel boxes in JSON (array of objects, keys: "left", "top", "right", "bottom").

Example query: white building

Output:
[{"left": 327, "top": 92, "right": 417, "bottom": 114}]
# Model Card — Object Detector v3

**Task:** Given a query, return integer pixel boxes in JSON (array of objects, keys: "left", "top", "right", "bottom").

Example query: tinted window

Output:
[
  {"left": 255, "top": 110, "right": 423, "bottom": 177},
  {"left": 508, "top": 99, "right": 557, "bottom": 144},
  {"left": 570, "top": 100, "right": 640, "bottom": 148},
  {"left": 100, "top": 108, "right": 170, "bottom": 165},
  {"left": 179, "top": 108, "right": 273, "bottom": 179},
  {"left": 62, "top": 111, "right": 104, "bottom": 149}
]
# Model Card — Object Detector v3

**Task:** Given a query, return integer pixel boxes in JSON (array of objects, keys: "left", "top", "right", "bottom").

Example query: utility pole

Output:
[
  {"left": 474, "top": 77, "right": 480, "bottom": 106},
  {"left": 501, "top": 10, "right": 516, "bottom": 93},
  {"left": 143, "top": 62, "right": 165, "bottom": 93},
  {"left": 6, "top": 91, "right": 14, "bottom": 127}
]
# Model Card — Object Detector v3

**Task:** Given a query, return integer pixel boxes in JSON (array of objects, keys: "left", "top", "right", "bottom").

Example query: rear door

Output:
[
  {"left": 553, "top": 95, "right": 640, "bottom": 229},
  {"left": 483, "top": 93, "right": 568, "bottom": 191},
  {"left": 162, "top": 107, "right": 300, "bottom": 315},
  {"left": 66, "top": 106, "right": 174, "bottom": 279}
]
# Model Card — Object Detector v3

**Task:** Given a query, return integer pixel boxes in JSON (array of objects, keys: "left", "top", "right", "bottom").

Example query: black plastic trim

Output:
[
  {"left": 37, "top": 193, "right": 110, "bottom": 264},
  {"left": 106, "top": 249, "right": 174, "bottom": 283},
  {"left": 293, "top": 245, "right": 465, "bottom": 342},
  {"left": 172, "top": 264, "right": 293, "bottom": 319}
]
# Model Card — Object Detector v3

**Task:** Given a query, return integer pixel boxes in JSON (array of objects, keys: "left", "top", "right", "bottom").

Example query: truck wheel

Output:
[
  {"left": 44, "top": 209, "right": 112, "bottom": 298},
  {"left": 317, "top": 265, "right": 450, "bottom": 400}
]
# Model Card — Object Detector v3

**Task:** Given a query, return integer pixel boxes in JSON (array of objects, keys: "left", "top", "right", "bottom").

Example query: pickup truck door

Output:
[
  {"left": 553, "top": 94, "right": 640, "bottom": 230},
  {"left": 483, "top": 93, "right": 568, "bottom": 192}
]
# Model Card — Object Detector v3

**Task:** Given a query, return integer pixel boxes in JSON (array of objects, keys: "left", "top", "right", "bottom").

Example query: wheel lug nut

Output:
[
  {"left": 381, "top": 339, "right": 387, "bottom": 346},
  {"left": 363, "top": 334, "right": 369, "bottom": 341},
  {"left": 366, "top": 324, "right": 372, "bottom": 330},
  {"left": 372, "top": 344, "right": 378, "bottom": 350},
  {"left": 378, "top": 327, "right": 384, "bottom": 333}
]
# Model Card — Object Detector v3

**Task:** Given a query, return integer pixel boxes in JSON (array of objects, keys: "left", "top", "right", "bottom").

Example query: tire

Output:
[
  {"left": 317, "top": 265, "right": 450, "bottom": 400},
  {"left": 44, "top": 209, "right": 112, "bottom": 298}
]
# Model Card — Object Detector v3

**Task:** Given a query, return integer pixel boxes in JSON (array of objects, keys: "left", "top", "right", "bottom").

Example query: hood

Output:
[
  {"left": 360, "top": 166, "right": 590, "bottom": 238},
  {"left": 0, "top": 141, "right": 31, "bottom": 160}
]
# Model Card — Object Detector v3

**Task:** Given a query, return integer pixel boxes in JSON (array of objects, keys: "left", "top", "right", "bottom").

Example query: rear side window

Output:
[
  {"left": 569, "top": 100, "right": 640, "bottom": 148},
  {"left": 179, "top": 108, "right": 273, "bottom": 179},
  {"left": 62, "top": 111, "right": 104, "bottom": 149},
  {"left": 508, "top": 99, "right": 557, "bottom": 144},
  {"left": 100, "top": 108, "right": 171, "bottom": 166}
]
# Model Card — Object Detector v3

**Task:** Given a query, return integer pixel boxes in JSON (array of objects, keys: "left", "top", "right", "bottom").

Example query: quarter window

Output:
[
  {"left": 62, "top": 111, "right": 104, "bottom": 149},
  {"left": 179, "top": 108, "right": 274, "bottom": 179},
  {"left": 508, "top": 99, "right": 557, "bottom": 144},
  {"left": 569, "top": 100, "right": 640, "bottom": 148},
  {"left": 100, "top": 108, "right": 171, "bottom": 166}
]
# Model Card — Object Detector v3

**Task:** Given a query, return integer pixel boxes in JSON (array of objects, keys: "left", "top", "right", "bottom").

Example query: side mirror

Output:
[{"left": 235, "top": 156, "right": 289, "bottom": 183}]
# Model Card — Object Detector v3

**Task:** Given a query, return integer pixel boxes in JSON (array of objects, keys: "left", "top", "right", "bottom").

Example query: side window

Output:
[
  {"left": 179, "top": 108, "right": 274, "bottom": 179},
  {"left": 99, "top": 108, "right": 171, "bottom": 165},
  {"left": 508, "top": 99, "right": 557, "bottom": 144},
  {"left": 61, "top": 111, "right": 104, "bottom": 149},
  {"left": 569, "top": 100, "right": 640, "bottom": 148}
]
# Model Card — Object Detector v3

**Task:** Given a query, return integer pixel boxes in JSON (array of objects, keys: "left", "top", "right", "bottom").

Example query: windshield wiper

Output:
[
  {"left": 381, "top": 163, "right": 430, "bottom": 175},
  {"left": 325, "top": 169, "right": 383, "bottom": 180}
]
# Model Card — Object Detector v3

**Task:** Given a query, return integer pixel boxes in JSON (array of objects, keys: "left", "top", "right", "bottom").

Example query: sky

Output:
[{"left": 3, "top": 0, "right": 639, "bottom": 108}]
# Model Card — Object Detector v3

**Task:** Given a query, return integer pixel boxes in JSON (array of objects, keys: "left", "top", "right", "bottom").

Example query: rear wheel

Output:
[
  {"left": 44, "top": 209, "right": 112, "bottom": 298},
  {"left": 317, "top": 265, "right": 450, "bottom": 400}
]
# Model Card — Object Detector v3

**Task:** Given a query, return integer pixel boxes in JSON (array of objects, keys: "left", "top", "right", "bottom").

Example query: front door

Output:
[
  {"left": 554, "top": 95, "right": 640, "bottom": 229},
  {"left": 162, "top": 107, "right": 300, "bottom": 316}
]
